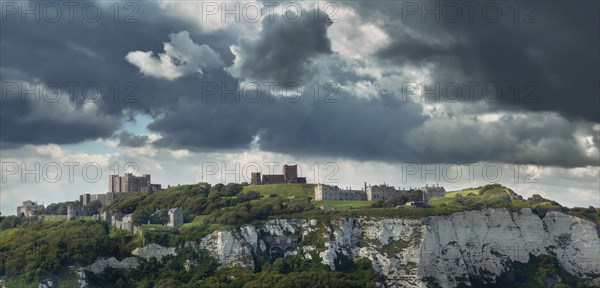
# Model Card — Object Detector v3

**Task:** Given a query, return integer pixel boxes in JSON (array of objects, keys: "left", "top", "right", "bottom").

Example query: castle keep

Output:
[
  {"left": 109, "top": 173, "right": 161, "bottom": 194},
  {"left": 80, "top": 173, "right": 162, "bottom": 207},
  {"left": 250, "top": 165, "right": 307, "bottom": 185}
]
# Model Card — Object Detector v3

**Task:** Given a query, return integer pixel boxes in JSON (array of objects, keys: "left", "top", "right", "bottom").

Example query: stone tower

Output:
[
  {"left": 251, "top": 172, "right": 261, "bottom": 185},
  {"left": 67, "top": 204, "right": 77, "bottom": 220},
  {"left": 283, "top": 165, "right": 298, "bottom": 183}
]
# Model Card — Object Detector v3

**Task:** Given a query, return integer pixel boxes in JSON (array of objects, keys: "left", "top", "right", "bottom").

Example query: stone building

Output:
[
  {"left": 109, "top": 173, "right": 161, "bottom": 194},
  {"left": 313, "top": 182, "right": 448, "bottom": 203},
  {"left": 250, "top": 165, "right": 307, "bottom": 185},
  {"left": 365, "top": 183, "right": 408, "bottom": 201},
  {"left": 314, "top": 184, "right": 367, "bottom": 201},
  {"left": 67, "top": 204, "right": 81, "bottom": 220},
  {"left": 167, "top": 208, "right": 183, "bottom": 227},
  {"left": 80, "top": 193, "right": 117, "bottom": 206},
  {"left": 80, "top": 173, "right": 162, "bottom": 208},
  {"left": 16, "top": 200, "right": 44, "bottom": 217},
  {"left": 264, "top": 234, "right": 301, "bottom": 256},
  {"left": 100, "top": 211, "right": 112, "bottom": 223},
  {"left": 419, "top": 184, "right": 446, "bottom": 199},
  {"left": 111, "top": 213, "right": 134, "bottom": 234}
]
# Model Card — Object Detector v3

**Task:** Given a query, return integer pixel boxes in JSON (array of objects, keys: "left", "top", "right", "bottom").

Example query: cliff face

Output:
[{"left": 195, "top": 208, "right": 600, "bottom": 287}]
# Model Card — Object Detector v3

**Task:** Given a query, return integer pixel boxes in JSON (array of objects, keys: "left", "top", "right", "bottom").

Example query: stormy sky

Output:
[{"left": 1, "top": 0, "right": 599, "bottom": 215}]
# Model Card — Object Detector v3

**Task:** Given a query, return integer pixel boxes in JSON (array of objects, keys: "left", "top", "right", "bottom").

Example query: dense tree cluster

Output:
[
  {"left": 0, "top": 220, "right": 115, "bottom": 282},
  {"left": 107, "top": 182, "right": 315, "bottom": 228},
  {"left": 84, "top": 251, "right": 380, "bottom": 288},
  {"left": 371, "top": 189, "right": 425, "bottom": 208},
  {"left": 45, "top": 201, "right": 79, "bottom": 215}
]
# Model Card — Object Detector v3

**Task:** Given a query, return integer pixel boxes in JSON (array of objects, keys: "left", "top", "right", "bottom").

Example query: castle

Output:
[
  {"left": 80, "top": 173, "right": 162, "bottom": 207},
  {"left": 16, "top": 200, "right": 44, "bottom": 217},
  {"left": 315, "top": 183, "right": 445, "bottom": 202},
  {"left": 250, "top": 165, "right": 307, "bottom": 185},
  {"left": 109, "top": 173, "right": 161, "bottom": 194}
]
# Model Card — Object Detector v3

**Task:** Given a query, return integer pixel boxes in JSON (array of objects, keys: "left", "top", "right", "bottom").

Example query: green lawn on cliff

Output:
[
  {"left": 243, "top": 184, "right": 316, "bottom": 198},
  {"left": 315, "top": 200, "right": 373, "bottom": 209},
  {"left": 444, "top": 189, "right": 480, "bottom": 198}
]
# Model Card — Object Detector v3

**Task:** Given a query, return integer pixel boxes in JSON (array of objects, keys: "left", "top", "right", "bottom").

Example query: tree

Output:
[
  {"left": 224, "top": 183, "right": 243, "bottom": 197},
  {"left": 132, "top": 207, "right": 153, "bottom": 225},
  {"left": 84, "top": 200, "right": 102, "bottom": 215},
  {"left": 210, "top": 184, "right": 225, "bottom": 194}
]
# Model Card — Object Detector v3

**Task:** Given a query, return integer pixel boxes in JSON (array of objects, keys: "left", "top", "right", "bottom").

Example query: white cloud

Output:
[
  {"left": 170, "top": 149, "right": 190, "bottom": 159},
  {"left": 155, "top": 1, "right": 261, "bottom": 34},
  {"left": 327, "top": 7, "right": 389, "bottom": 60},
  {"left": 125, "top": 31, "right": 223, "bottom": 80}
]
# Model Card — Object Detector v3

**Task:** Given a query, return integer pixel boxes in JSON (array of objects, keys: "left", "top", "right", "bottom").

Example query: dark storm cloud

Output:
[
  {"left": 407, "top": 113, "right": 599, "bottom": 167},
  {"left": 229, "top": 9, "right": 332, "bottom": 83},
  {"left": 0, "top": 1, "right": 237, "bottom": 147},
  {"left": 1, "top": 1, "right": 598, "bottom": 168},
  {"left": 118, "top": 131, "right": 149, "bottom": 147},
  {"left": 356, "top": 1, "right": 599, "bottom": 122},
  {"left": 148, "top": 81, "right": 598, "bottom": 168},
  {"left": 0, "top": 68, "right": 120, "bottom": 147},
  {"left": 149, "top": 85, "right": 427, "bottom": 160}
]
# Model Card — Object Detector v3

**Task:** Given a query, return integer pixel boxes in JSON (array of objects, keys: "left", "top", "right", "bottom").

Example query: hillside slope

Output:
[{"left": 1, "top": 183, "right": 599, "bottom": 287}]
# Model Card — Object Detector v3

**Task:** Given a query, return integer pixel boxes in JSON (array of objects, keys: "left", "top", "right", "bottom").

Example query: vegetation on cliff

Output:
[{"left": 1, "top": 183, "right": 598, "bottom": 287}]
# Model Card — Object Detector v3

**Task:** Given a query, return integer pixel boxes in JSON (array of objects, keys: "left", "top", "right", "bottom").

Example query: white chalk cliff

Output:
[{"left": 195, "top": 208, "right": 600, "bottom": 287}]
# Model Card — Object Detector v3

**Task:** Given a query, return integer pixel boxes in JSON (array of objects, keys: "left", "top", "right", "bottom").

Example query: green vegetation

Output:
[
  {"left": 243, "top": 184, "right": 316, "bottom": 198},
  {"left": 1, "top": 182, "right": 598, "bottom": 287},
  {"left": 86, "top": 247, "right": 220, "bottom": 288},
  {"left": 371, "top": 189, "right": 426, "bottom": 208},
  {"left": 429, "top": 184, "right": 550, "bottom": 216},
  {"left": 316, "top": 200, "right": 372, "bottom": 209},
  {"left": 39, "top": 215, "right": 68, "bottom": 221},
  {"left": 0, "top": 219, "right": 116, "bottom": 283},
  {"left": 301, "top": 231, "right": 327, "bottom": 248},
  {"left": 380, "top": 239, "right": 411, "bottom": 256},
  {"left": 44, "top": 201, "right": 69, "bottom": 215},
  {"left": 444, "top": 189, "right": 480, "bottom": 198},
  {"left": 491, "top": 254, "right": 594, "bottom": 288},
  {"left": 567, "top": 206, "right": 600, "bottom": 225},
  {"left": 81, "top": 245, "right": 380, "bottom": 287},
  {"left": 104, "top": 182, "right": 597, "bottom": 229},
  {"left": 235, "top": 255, "right": 380, "bottom": 288}
]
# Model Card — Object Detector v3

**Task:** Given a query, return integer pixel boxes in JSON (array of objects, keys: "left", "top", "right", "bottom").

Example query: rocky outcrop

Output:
[
  {"left": 198, "top": 225, "right": 260, "bottom": 269},
  {"left": 197, "top": 208, "right": 599, "bottom": 287},
  {"left": 132, "top": 243, "right": 176, "bottom": 262},
  {"left": 83, "top": 257, "right": 140, "bottom": 274}
]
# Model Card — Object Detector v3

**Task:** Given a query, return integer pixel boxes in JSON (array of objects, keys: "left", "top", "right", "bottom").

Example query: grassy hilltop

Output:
[
  {"left": 0, "top": 183, "right": 598, "bottom": 287},
  {"left": 242, "top": 183, "right": 316, "bottom": 198}
]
